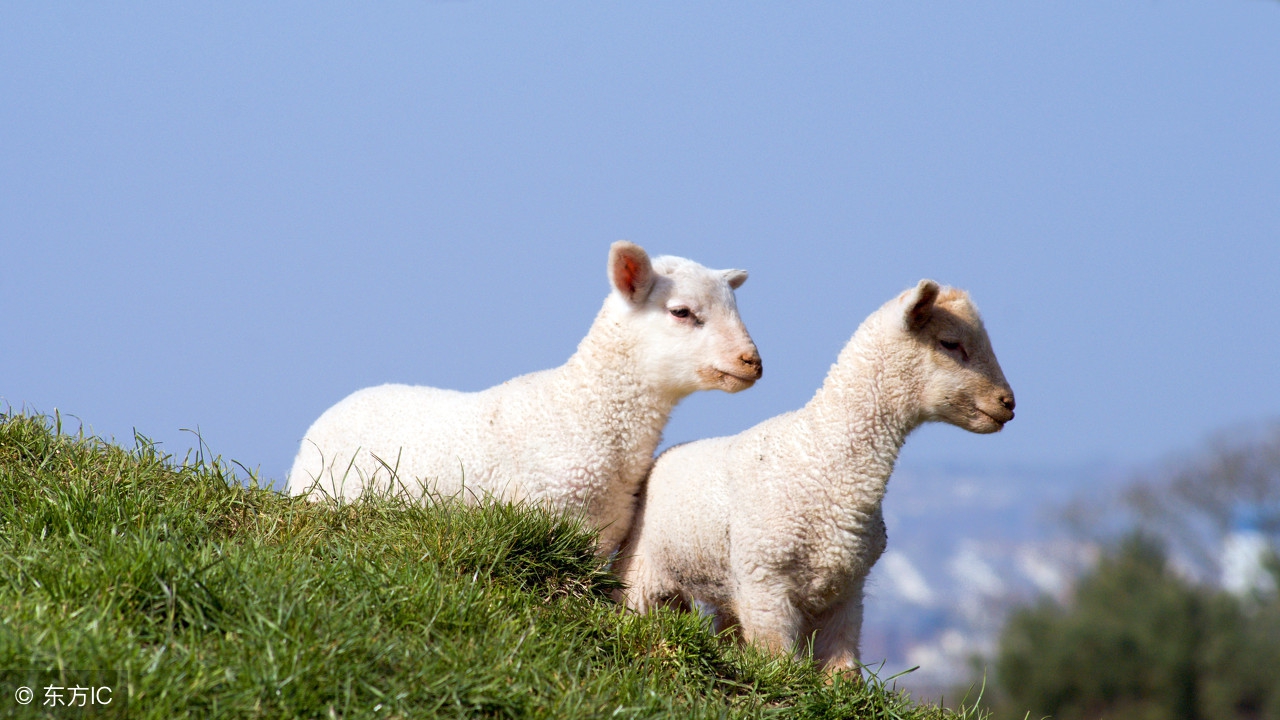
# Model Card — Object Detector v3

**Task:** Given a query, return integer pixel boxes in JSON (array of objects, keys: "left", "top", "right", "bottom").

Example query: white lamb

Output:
[
  {"left": 616, "top": 280, "right": 1015, "bottom": 672},
  {"left": 287, "top": 241, "right": 763, "bottom": 555}
]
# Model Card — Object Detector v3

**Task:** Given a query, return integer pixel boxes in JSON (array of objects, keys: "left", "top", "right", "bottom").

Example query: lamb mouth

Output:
[
  {"left": 702, "top": 367, "right": 759, "bottom": 390},
  {"left": 979, "top": 408, "right": 1014, "bottom": 427}
]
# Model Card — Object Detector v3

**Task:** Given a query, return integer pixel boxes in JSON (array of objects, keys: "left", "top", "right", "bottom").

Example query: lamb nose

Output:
[
  {"left": 1000, "top": 394, "right": 1016, "bottom": 411},
  {"left": 741, "top": 352, "right": 763, "bottom": 377}
]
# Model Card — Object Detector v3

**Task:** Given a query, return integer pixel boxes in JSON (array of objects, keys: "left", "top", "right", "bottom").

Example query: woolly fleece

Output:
[
  {"left": 287, "top": 241, "right": 761, "bottom": 555},
  {"left": 618, "top": 280, "right": 1015, "bottom": 671}
]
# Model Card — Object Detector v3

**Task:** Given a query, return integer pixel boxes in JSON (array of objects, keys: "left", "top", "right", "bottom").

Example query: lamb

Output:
[
  {"left": 616, "top": 279, "right": 1014, "bottom": 672},
  {"left": 287, "top": 241, "right": 763, "bottom": 555}
]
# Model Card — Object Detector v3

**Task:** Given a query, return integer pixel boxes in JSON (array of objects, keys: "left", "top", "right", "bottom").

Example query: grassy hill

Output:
[{"left": 0, "top": 412, "right": 988, "bottom": 719}]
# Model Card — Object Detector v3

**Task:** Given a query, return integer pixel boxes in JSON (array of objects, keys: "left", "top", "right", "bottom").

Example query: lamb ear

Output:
[
  {"left": 904, "top": 279, "right": 941, "bottom": 330},
  {"left": 608, "top": 241, "right": 655, "bottom": 305},
  {"left": 723, "top": 269, "right": 748, "bottom": 290}
]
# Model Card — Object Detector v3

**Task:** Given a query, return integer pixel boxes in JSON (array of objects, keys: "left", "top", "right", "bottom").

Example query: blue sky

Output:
[{"left": 4, "top": 2, "right": 1278, "bottom": 484}]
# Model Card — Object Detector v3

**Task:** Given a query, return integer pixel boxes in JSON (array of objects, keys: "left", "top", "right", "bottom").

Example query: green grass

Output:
[{"left": 0, "top": 411, "right": 988, "bottom": 719}]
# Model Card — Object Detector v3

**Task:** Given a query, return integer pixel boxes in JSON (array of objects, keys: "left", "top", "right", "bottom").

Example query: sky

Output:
[{"left": 3, "top": 2, "right": 1279, "bottom": 486}]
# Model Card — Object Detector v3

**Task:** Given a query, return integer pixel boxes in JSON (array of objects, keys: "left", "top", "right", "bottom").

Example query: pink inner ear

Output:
[
  {"left": 618, "top": 256, "right": 640, "bottom": 294},
  {"left": 616, "top": 252, "right": 652, "bottom": 298}
]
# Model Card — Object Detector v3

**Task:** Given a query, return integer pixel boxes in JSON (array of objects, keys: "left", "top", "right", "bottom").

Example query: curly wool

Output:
[
  {"left": 618, "top": 280, "right": 1015, "bottom": 672},
  {"left": 287, "top": 242, "right": 761, "bottom": 555}
]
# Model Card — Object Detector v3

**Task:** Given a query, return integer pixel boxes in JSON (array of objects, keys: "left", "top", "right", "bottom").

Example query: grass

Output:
[{"left": 0, "top": 411, "right": 988, "bottom": 719}]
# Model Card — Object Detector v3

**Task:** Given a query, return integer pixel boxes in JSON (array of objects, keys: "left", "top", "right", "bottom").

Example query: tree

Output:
[
  {"left": 993, "top": 534, "right": 1280, "bottom": 720},
  {"left": 1124, "top": 422, "right": 1280, "bottom": 585}
]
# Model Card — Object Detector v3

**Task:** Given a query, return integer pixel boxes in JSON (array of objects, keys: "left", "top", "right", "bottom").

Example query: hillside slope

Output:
[{"left": 0, "top": 412, "right": 986, "bottom": 719}]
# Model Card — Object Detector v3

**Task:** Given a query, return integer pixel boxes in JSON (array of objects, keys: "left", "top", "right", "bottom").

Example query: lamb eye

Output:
[
  {"left": 940, "top": 339, "right": 969, "bottom": 362},
  {"left": 669, "top": 307, "right": 692, "bottom": 319}
]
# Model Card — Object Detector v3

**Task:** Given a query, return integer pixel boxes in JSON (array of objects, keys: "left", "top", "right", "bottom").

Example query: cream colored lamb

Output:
[
  {"left": 288, "top": 241, "right": 762, "bottom": 555},
  {"left": 617, "top": 280, "right": 1014, "bottom": 672}
]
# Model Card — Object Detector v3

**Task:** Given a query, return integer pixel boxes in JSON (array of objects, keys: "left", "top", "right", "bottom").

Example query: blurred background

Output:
[{"left": 3, "top": 3, "right": 1278, "bottom": 715}]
